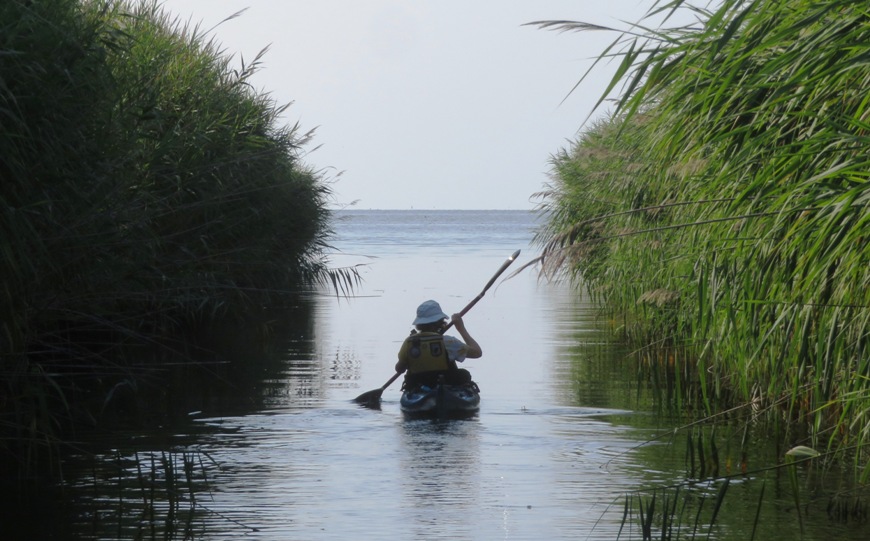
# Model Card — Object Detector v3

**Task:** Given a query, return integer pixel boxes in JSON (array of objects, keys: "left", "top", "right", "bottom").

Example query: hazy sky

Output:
[{"left": 159, "top": 1, "right": 673, "bottom": 209}]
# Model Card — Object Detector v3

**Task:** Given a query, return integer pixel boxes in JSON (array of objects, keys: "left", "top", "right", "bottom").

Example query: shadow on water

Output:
[{"left": 0, "top": 294, "right": 325, "bottom": 541}]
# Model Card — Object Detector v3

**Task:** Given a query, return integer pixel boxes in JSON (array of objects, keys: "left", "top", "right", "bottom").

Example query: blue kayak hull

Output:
[{"left": 400, "top": 383, "right": 480, "bottom": 418}]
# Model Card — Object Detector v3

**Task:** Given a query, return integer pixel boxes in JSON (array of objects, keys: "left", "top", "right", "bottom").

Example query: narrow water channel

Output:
[{"left": 27, "top": 210, "right": 868, "bottom": 540}]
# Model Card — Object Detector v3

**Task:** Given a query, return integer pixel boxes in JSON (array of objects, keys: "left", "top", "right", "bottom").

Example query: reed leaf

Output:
[
  {"left": 533, "top": 0, "right": 870, "bottom": 462},
  {"left": 1, "top": 0, "right": 356, "bottom": 478}
]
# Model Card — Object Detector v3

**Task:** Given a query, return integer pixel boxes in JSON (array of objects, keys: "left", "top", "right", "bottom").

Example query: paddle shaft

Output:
[
  {"left": 442, "top": 248, "right": 521, "bottom": 333},
  {"left": 377, "top": 371, "right": 402, "bottom": 392}
]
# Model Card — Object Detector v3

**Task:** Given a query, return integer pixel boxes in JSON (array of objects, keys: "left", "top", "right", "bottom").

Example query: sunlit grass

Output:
[{"left": 532, "top": 0, "right": 870, "bottom": 463}]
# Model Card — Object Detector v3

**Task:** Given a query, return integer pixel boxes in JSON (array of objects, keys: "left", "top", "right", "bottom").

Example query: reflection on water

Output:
[
  {"left": 398, "top": 420, "right": 482, "bottom": 538},
  {"left": 23, "top": 210, "right": 868, "bottom": 541}
]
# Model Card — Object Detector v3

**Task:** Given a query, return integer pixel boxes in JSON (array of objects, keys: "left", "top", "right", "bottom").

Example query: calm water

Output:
[{"left": 32, "top": 210, "right": 868, "bottom": 540}]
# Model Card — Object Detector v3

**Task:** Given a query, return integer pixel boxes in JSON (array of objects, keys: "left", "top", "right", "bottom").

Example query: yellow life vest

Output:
[{"left": 400, "top": 331, "right": 452, "bottom": 374}]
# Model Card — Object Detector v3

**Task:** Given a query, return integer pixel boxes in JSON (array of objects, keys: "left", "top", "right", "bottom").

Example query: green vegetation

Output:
[
  {"left": 1, "top": 0, "right": 345, "bottom": 473},
  {"left": 534, "top": 0, "right": 870, "bottom": 468}
]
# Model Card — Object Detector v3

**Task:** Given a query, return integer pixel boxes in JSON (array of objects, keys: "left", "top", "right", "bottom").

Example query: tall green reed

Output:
[
  {"left": 1, "top": 0, "right": 349, "bottom": 477},
  {"left": 532, "top": 0, "right": 870, "bottom": 459}
]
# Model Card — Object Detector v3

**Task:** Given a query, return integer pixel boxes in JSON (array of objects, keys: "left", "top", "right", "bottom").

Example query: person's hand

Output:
[{"left": 450, "top": 312, "right": 482, "bottom": 358}]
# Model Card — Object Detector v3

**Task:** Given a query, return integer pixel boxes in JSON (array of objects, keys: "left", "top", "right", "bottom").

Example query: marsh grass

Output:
[
  {"left": 577, "top": 291, "right": 870, "bottom": 538},
  {"left": 1, "top": 0, "right": 353, "bottom": 478},
  {"left": 532, "top": 0, "right": 870, "bottom": 466},
  {"left": 616, "top": 479, "right": 730, "bottom": 540}
]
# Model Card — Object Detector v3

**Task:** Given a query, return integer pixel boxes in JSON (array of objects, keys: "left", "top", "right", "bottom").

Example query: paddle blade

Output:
[
  {"left": 353, "top": 372, "right": 401, "bottom": 408},
  {"left": 352, "top": 388, "right": 384, "bottom": 408}
]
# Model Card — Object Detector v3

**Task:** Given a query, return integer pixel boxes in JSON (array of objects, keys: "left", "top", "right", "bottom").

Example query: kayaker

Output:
[{"left": 395, "top": 299, "right": 482, "bottom": 389}]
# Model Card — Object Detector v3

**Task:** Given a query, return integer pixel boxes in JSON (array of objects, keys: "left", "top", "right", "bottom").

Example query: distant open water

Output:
[{"left": 330, "top": 209, "right": 541, "bottom": 256}]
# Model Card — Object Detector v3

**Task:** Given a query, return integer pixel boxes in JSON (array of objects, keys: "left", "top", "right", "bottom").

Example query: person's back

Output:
[
  {"left": 398, "top": 330, "right": 454, "bottom": 387},
  {"left": 394, "top": 300, "right": 482, "bottom": 389}
]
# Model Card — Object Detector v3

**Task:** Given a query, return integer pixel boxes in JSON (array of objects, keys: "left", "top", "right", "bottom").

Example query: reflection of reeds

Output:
[
  {"left": 615, "top": 480, "right": 730, "bottom": 541},
  {"left": 603, "top": 415, "right": 869, "bottom": 539},
  {"left": 568, "top": 306, "right": 868, "bottom": 536},
  {"left": 531, "top": 0, "right": 870, "bottom": 467},
  {"left": 828, "top": 494, "right": 870, "bottom": 524},
  {"left": 568, "top": 310, "right": 869, "bottom": 536},
  {"left": 79, "top": 448, "right": 253, "bottom": 539}
]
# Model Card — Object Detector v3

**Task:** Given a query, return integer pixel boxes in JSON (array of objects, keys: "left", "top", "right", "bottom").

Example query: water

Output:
[{"left": 22, "top": 210, "right": 868, "bottom": 540}]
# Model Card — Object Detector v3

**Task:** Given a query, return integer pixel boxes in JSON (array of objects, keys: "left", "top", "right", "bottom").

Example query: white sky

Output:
[{"left": 158, "top": 1, "right": 678, "bottom": 209}]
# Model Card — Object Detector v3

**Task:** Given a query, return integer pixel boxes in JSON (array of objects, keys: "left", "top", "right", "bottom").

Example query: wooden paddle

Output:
[{"left": 353, "top": 249, "right": 521, "bottom": 407}]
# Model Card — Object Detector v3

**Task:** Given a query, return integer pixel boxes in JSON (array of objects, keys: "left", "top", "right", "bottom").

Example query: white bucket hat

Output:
[{"left": 413, "top": 300, "right": 448, "bottom": 325}]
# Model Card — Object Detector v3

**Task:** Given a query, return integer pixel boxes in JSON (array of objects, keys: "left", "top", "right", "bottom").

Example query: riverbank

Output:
[
  {"left": 0, "top": 0, "right": 342, "bottom": 479},
  {"left": 534, "top": 0, "right": 869, "bottom": 464}
]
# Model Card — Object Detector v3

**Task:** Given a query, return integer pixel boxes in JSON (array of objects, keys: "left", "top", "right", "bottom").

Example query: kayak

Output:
[{"left": 400, "top": 381, "right": 480, "bottom": 418}]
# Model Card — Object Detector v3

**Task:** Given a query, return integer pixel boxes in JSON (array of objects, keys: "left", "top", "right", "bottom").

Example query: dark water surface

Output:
[{"left": 39, "top": 210, "right": 868, "bottom": 540}]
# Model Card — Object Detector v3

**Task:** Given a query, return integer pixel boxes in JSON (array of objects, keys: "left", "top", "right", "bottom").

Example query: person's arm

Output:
[
  {"left": 395, "top": 339, "right": 410, "bottom": 373},
  {"left": 450, "top": 313, "right": 482, "bottom": 358}
]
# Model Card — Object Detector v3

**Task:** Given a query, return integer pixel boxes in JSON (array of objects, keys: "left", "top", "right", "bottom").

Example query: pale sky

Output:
[{"left": 158, "top": 1, "right": 679, "bottom": 209}]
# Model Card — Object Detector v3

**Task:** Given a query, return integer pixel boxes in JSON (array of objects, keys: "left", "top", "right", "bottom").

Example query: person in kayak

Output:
[{"left": 395, "top": 300, "right": 482, "bottom": 389}]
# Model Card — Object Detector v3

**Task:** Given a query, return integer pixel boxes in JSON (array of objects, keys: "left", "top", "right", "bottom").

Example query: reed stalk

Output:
[
  {"left": 533, "top": 0, "right": 870, "bottom": 459},
  {"left": 1, "top": 0, "right": 352, "bottom": 478}
]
